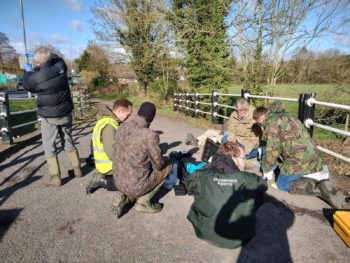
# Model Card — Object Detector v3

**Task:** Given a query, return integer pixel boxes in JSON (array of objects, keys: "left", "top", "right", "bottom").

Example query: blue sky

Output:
[
  {"left": 0, "top": 0, "right": 349, "bottom": 61},
  {"left": 0, "top": 0, "right": 95, "bottom": 59}
]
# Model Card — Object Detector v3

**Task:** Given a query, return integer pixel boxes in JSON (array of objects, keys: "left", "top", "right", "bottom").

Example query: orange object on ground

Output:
[{"left": 333, "top": 211, "right": 350, "bottom": 247}]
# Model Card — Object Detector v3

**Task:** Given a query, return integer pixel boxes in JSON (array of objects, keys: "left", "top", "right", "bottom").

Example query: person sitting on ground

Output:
[
  {"left": 184, "top": 142, "right": 267, "bottom": 249},
  {"left": 111, "top": 102, "right": 172, "bottom": 217},
  {"left": 186, "top": 98, "right": 258, "bottom": 151},
  {"left": 226, "top": 98, "right": 259, "bottom": 159},
  {"left": 86, "top": 99, "right": 132, "bottom": 194}
]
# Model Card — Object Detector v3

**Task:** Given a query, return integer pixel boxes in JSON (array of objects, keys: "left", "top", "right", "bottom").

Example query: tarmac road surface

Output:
[{"left": 0, "top": 101, "right": 349, "bottom": 263}]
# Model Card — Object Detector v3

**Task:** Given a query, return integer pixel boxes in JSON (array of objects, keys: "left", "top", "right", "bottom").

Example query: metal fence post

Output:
[
  {"left": 298, "top": 93, "right": 316, "bottom": 137},
  {"left": 0, "top": 92, "right": 13, "bottom": 144},
  {"left": 185, "top": 92, "right": 189, "bottom": 116},
  {"left": 212, "top": 90, "right": 218, "bottom": 124},
  {"left": 194, "top": 92, "right": 199, "bottom": 118}
]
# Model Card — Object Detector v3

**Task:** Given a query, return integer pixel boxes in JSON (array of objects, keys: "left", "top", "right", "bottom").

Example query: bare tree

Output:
[
  {"left": 228, "top": 0, "right": 345, "bottom": 88},
  {"left": 91, "top": 0, "right": 169, "bottom": 94}
]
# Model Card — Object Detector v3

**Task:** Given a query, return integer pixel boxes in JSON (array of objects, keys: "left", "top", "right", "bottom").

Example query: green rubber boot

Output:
[
  {"left": 67, "top": 151, "right": 83, "bottom": 177},
  {"left": 134, "top": 183, "right": 164, "bottom": 213},
  {"left": 44, "top": 155, "right": 61, "bottom": 187}
]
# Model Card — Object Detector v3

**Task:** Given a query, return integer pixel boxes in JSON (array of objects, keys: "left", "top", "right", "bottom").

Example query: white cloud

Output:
[
  {"left": 50, "top": 33, "right": 68, "bottom": 44},
  {"left": 64, "top": 0, "right": 83, "bottom": 12},
  {"left": 333, "top": 34, "right": 350, "bottom": 47},
  {"left": 70, "top": 20, "right": 83, "bottom": 32}
]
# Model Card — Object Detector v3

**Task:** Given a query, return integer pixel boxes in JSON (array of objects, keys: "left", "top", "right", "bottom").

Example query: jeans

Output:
[
  {"left": 163, "top": 160, "right": 179, "bottom": 190},
  {"left": 276, "top": 174, "right": 303, "bottom": 192}
]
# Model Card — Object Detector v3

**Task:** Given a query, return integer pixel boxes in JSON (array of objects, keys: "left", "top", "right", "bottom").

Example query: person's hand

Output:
[
  {"left": 23, "top": 63, "right": 32, "bottom": 72},
  {"left": 263, "top": 170, "right": 274, "bottom": 181}
]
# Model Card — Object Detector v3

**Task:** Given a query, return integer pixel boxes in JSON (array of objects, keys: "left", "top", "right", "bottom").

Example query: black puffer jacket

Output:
[{"left": 23, "top": 55, "right": 73, "bottom": 118}]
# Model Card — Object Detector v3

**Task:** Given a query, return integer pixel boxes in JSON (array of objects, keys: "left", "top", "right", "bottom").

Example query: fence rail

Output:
[
  {"left": 173, "top": 89, "right": 350, "bottom": 164},
  {"left": 0, "top": 91, "right": 91, "bottom": 145}
]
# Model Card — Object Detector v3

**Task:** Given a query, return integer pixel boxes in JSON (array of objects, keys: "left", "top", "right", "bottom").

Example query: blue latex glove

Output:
[
  {"left": 23, "top": 63, "right": 32, "bottom": 72},
  {"left": 25, "top": 51, "right": 34, "bottom": 58},
  {"left": 221, "top": 131, "right": 228, "bottom": 144}
]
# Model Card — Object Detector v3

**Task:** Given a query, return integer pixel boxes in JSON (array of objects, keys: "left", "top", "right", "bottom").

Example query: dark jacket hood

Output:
[{"left": 211, "top": 153, "right": 239, "bottom": 174}]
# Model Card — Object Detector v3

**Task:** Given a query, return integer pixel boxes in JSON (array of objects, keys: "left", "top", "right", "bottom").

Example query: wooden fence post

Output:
[
  {"left": 298, "top": 93, "right": 316, "bottom": 137},
  {"left": 194, "top": 92, "right": 199, "bottom": 118},
  {"left": 185, "top": 92, "right": 189, "bottom": 116},
  {"left": 173, "top": 93, "right": 177, "bottom": 112},
  {"left": 212, "top": 90, "right": 218, "bottom": 124}
]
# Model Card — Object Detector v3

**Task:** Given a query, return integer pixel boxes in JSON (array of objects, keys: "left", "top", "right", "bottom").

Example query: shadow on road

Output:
[
  {"left": 237, "top": 194, "right": 294, "bottom": 263},
  {"left": 0, "top": 142, "right": 42, "bottom": 172},
  {"left": 0, "top": 208, "right": 23, "bottom": 241},
  {"left": 160, "top": 141, "right": 182, "bottom": 155},
  {"left": 0, "top": 160, "right": 45, "bottom": 207}
]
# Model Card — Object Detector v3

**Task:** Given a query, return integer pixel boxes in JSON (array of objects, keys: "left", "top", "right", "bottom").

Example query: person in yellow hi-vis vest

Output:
[{"left": 86, "top": 99, "right": 132, "bottom": 194}]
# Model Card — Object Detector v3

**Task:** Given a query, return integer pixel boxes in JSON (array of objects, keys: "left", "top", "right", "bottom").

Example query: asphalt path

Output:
[{"left": 0, "top": 102, "right": 349, "bottom": 263}]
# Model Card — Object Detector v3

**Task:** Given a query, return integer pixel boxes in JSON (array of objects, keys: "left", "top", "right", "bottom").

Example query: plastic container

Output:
[{"left": 333, "top": 211, "right": 350, "bottom": 247}]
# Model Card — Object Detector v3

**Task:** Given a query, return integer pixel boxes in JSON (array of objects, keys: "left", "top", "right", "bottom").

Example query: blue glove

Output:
[
  {"left": 25, "top": 51, "right": 34, "bottom": 58},
  {"left": 23, "top": 63, "right": 32, "bottom": 72},
  {"left": 221, "top": 131, "right": 228, "bottom": 144}
]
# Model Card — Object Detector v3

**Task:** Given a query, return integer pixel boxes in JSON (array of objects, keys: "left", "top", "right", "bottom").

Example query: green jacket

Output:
[
  {"left": 184, "top": 154, "right": 267, "bottom": 249},
  {"left": 262, "top": 102, "right": 323, "bottom": 175}
]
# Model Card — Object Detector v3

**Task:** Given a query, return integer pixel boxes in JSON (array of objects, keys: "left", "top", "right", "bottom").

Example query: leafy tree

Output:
[
  {"left": 91, "top": 0, "right": 167, "bottom": 94},
  {"left": 76, "top": 42, "right": 109, "bottom": 78},
  {"left": 170, "top": 0, "right": 231, "bottom": 93},
  {"left": 0, "top": 32, "right": 19, "bottom": 72}
]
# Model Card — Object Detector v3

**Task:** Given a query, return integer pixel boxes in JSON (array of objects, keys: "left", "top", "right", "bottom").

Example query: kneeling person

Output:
[
  {"left": 86, "top": 99, "right": 132, "bottom": 194},
  {"left": 184, "top": 142, "right": 267, "bottom": 249},
  {"left": 112, "top": 102, "right": 172, "bottom": 217}
]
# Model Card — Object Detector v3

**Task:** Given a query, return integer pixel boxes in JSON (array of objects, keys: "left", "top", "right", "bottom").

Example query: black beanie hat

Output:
[{"left": 137, "top": 102, "right": 156, "bottom": 123}]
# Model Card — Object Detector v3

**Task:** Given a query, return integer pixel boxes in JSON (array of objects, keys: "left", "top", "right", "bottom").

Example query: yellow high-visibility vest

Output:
[{"left": 92, "top": 117, "right": 119, "bottom": 174}]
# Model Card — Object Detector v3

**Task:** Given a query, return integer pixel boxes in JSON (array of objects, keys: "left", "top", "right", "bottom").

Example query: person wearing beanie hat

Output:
[
  {"left": 111, "top": 101, "right": 172, "bottom": 217},
  {"left": 137, "top": 102, "right": 156, "bottom": 124}
]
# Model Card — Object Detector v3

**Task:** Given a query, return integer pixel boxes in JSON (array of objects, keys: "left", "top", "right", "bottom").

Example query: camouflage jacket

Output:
[
  {"left": 262, "top": 102, "right": 323, "bottom": 175},
  {"left": 112, "top": 114, "right": 164, "bottom": 197},
  {"left": 226, "top": 105, "right": 259, "bottom": 154}
]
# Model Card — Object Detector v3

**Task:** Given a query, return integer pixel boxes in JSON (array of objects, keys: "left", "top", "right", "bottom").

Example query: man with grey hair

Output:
[
  {"left": 23, "top": 46, "right": 82, "bottom": 187},
  {"left": 226, "top": 98, "right": 259, "bottom": 159}
]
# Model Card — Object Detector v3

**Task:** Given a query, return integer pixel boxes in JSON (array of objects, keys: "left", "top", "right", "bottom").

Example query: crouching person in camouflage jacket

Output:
[
  {"left": 111, "top": 102, "right": 172, "bottom": 218},
  {"left": 253, "top": 102, "right": 323, "bottom": 191},
  {"left": 253, "top": 103, "right": 350, "bottom": 209}
]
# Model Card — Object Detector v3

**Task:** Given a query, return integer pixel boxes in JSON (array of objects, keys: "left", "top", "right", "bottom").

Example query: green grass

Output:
[
  {"left": 8, "top": 100, "right": 38, "bottom": 137},
  {"left": 9, "top": 100, "right": 37, "bottom": 112}
]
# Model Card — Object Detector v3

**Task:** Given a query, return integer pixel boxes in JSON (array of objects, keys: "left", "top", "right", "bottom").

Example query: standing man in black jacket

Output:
[{"left": 23, "top": 47, "right": 82, "bottom": 187}]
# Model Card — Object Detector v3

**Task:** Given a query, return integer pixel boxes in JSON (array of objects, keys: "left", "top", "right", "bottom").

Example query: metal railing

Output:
[
  {"left": 0, "top": 90, "right": 91, "bottom": 145},
  {"left": 173, "top": 89, "right": 350, "bottom": 164}
]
